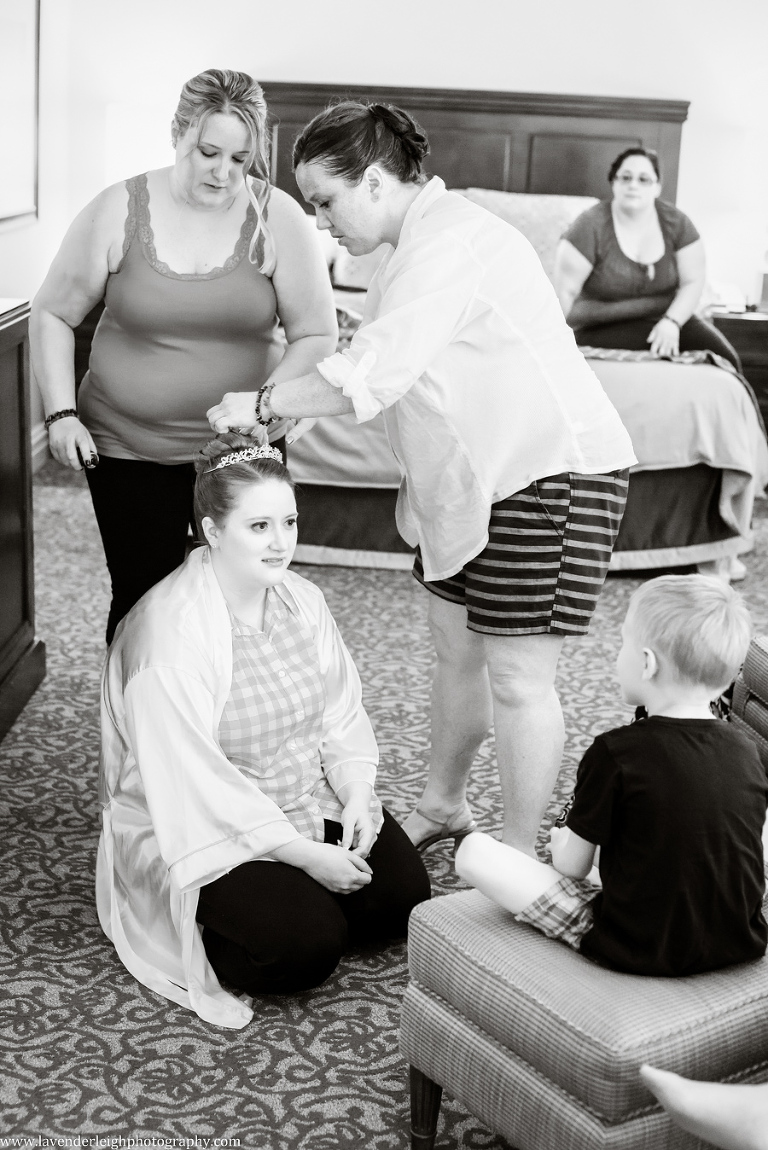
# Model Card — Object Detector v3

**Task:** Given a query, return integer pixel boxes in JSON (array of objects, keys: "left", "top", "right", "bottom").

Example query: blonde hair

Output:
[
  {"left": 171, "top": 69, "right": 275, "bottom": 274},
  {"left": 626, "top": 574, "right": 752, "bottom": 692}
]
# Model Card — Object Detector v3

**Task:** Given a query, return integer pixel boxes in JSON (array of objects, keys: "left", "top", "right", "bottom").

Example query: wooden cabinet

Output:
[
  {"left": 0, "top": 299, "right": 45, "bottom": 741},
  {"left": 712, "top": 312, "right": 768, "bottom": 425}
]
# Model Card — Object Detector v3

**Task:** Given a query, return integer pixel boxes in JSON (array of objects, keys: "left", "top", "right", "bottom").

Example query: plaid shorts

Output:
[
  {"left": 515, "top": 875, "right": 599, "bottom": 950},
  {"left": 412, "top": 470, "right": 629, "bottom": 636}
]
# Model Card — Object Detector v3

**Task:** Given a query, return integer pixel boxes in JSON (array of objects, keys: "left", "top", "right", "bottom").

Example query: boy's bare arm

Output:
[{"left": 549, "top": 826, "right": 597, "bottom": 879}]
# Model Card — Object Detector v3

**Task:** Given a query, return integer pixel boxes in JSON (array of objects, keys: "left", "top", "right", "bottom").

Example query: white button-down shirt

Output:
[{"left": 318, "top": 177, "right": 636, "bottom": 581}]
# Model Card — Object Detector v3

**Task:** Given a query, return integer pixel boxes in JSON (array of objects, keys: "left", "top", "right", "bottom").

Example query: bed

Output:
[{"left": 262, "top": 81, "right": 768, "bottom": 573}]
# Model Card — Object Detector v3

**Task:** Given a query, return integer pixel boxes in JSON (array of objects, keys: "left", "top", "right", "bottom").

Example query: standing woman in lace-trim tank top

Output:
[{"left": 31, "top": 69, "right": 337, "bottom": 644}]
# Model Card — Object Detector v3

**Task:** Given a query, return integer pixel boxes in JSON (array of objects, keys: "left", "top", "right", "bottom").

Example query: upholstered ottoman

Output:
[{"left": 401, "top": 890, "right": 768, "bottom": 1150}]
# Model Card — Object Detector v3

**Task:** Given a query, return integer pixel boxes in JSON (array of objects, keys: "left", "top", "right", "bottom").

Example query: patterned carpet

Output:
[{"left": 2, "top": 461, "right": 767, "bottom": 1148}]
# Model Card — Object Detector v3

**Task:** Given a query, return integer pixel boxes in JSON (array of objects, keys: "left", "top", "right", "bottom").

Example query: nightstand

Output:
[{"left": 711, "top": 311, "right": 768, "bottom": 424}]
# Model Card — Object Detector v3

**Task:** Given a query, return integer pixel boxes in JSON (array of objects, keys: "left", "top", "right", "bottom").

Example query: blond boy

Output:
[{"left": 456, "top": 574, "right": 767, "bottom": 977}]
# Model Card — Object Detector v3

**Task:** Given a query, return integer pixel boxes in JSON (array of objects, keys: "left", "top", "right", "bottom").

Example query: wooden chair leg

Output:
[{"left": 409, "top": 1064, "right": 443, "bottom": 1150}]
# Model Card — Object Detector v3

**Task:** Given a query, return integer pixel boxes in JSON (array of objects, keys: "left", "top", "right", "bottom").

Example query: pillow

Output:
[
  {"left": 331, "top": 243, "right": 389, "bottom": 291},
  {"left": 453, "top": 189, "right": 599, "bottom": 280}
]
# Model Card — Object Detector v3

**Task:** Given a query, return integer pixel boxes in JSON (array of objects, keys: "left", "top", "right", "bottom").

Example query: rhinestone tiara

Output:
[{"left": 204, "top": 444, "right": 284, "bottom": 473}]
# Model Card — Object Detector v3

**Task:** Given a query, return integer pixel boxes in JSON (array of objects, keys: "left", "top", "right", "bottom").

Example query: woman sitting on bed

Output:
[
  {"left": 554, "top": 146, "right": 740, "bottom": 369},
  {"left": 96, "top": 432, "right": 430, "bottom": 1028}
]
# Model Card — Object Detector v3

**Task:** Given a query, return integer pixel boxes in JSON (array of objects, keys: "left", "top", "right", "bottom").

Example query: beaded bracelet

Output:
[
  {"left": 662, "top": 314, "right": 681, "bottom": 329},
  {"left": 255, "top": 382, "right": 278, "bottom": 427},
  {"left": 44, "top": 408, "right": 78, "bottom": 430}
]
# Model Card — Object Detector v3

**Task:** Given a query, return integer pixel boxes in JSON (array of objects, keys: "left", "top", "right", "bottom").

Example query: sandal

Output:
[{"left": 404, "top": 806, "right": 477, "bottom": 853}]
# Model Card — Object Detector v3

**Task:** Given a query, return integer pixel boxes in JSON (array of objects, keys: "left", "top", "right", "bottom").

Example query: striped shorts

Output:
[{"left": 413, "top": 470, "right": 629, "bottom": 635}]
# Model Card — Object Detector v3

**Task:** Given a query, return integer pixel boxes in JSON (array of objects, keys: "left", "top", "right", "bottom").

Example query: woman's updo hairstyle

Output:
[
  {"left": 193, "top": 431, "right": 294, "bottom": 537},
  {"left": 171, "top": 69, "right": 276, "bottom": 273},
  {"left": 608, "top": 146, "right": 661, "bottom": 184},
  {"left": 292, "top": 100, "right": 430, "bottom": 185}
]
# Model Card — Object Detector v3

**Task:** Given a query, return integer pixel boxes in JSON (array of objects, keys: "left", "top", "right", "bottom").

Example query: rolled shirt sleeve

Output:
[{"left": 317, "top": 230, "right": 485, "bottom": 422}]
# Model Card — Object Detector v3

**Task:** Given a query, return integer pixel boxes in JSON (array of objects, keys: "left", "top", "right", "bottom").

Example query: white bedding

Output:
[{"left": 591, "top": 357, "right": 768, "bottom": 568}]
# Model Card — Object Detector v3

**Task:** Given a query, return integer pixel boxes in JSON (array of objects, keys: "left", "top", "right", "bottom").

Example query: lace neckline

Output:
[{"left": 130, "top": 173, "right": 257, "bottom": 281}]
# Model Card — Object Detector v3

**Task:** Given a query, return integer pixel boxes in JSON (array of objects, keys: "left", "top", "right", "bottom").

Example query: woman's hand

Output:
[
  {"left": 336, "top": 781, "right": 378, "bottom": 858},
  {"left": 340, "top": 797, "right": 378, "bottom": 859},
  {"left": 206, "top": 391, "right": 262, "bottom": 435},
  {"left": 286, "top": 417, "right": 318, "bottom": 445},
  {"left": 272, "top": 838, "right": 372, "bottom": 893},
  {"left": 648, "top": 316, "right": 680, "bottom": 358},
  {"left": 48, "top": 416, "right": 99, "bottom": 471}
]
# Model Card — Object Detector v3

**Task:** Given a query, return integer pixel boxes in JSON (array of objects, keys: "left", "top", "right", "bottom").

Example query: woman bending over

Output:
[{"left": 208, "top": 101, "right": 636, "bottom": 862}]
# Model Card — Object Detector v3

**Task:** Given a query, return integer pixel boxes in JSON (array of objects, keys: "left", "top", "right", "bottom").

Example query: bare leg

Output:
[
  {"left": 482, "top": 632, "right": 565, "bottom": 855},
  {"left": 402, "top": 596, "right": 492, "bottom": 844},
  {"left": 640, "top": 1065, "right": 768, "bottom": 1150},
  {"left": 455, "top": 832, "right": 562, "bottom": 913}
]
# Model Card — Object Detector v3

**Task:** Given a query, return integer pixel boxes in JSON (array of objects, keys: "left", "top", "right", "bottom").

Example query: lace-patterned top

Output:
[{"left": 78, "top": 173, "right": 284, "bottom": 462}]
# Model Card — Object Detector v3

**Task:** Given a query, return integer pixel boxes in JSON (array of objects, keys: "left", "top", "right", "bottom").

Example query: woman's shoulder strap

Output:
[{"left": 120, "top": 173, "right": 149, "bottom": 259}]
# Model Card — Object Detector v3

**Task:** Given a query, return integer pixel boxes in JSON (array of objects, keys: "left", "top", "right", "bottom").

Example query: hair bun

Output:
[
  {"left": 194, "top": 430, "right": 256, "bottom": 476},
  {"left": 293, "top": 99, "right": 429, "bottom": 186},
  {"left": 368, "top": 103, "right": 429, "bottom": 164}
]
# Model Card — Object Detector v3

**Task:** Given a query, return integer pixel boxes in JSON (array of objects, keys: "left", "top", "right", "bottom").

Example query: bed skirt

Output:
[
  {"left": 610, "top": 464, "right": 748, "bottom": 570},
  {"left": 293, "top": 467, "right": 750, "bottom": 573},
  {"left": 294, "top": 485, "right": 413, "bottom": 570}
]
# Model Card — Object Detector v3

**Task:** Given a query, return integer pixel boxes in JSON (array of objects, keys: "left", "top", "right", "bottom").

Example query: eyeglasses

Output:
[{"left": 614, "top": 172, "right": 657, "bottom": 185}]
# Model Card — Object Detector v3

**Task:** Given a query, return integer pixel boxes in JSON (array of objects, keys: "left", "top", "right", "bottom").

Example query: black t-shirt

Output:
[{"left": 567, "top": 717, "right": 768, "bottom": 977}]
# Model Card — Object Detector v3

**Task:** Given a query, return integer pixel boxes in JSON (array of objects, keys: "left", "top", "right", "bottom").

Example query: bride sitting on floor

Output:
[{"left": 96, "top": 432, "right": 430, "bottom": 1028}]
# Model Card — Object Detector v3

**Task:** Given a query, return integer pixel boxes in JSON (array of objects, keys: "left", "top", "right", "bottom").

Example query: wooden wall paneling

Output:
[
  {"left": 527, "top": 130, "right": 644, "bottom": 197},
  {"left": 0, "top": 301, "right": 45, "bottom": 741},
  {"left": 0, "top": 326, "right": 27, "bottom": 665},
  {"left": 263, "top": 82, "right": 688, "bottom": 206},
  {"left": 653, "top": 120, "right": 684, "bottom": 201},
  {"left": 422, "top": 127, "right": 511, "bottom": 191}
]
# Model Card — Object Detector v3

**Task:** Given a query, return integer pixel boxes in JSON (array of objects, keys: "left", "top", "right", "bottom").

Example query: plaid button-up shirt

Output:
[{"left": 219, "top": 583, "right": 383, "bottom": 842}]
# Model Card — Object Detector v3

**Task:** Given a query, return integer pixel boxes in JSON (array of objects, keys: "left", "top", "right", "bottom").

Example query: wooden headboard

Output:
[{"left": 262, "top": 82, "right": 689, "bottom": 205}]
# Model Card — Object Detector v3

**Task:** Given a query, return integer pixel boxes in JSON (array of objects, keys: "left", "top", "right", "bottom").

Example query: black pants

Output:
[
  {"left": 196, "top": 809, "right": 431, "bottom": 995},
  {"left": 86, "top": 456, "right": 196, "bottom": 644},
  {"left": 86, "top": 438, "right": 285, "bottom": 644},
  {"left": 576, "top": 314, "right": 742, "bottom": 371}
]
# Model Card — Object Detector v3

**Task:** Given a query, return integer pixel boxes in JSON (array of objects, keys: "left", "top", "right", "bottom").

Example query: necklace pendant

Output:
[{"left": 645, "top": 264, "right": 655, "bottom": 282}]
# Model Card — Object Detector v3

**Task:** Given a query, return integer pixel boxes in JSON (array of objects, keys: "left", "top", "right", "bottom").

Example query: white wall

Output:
[
  {"left": 2, "top": 0, "right": 766, "bottom": 428},
  {"left": 0, "top": 0, "right": 72, "bottom": 303}
]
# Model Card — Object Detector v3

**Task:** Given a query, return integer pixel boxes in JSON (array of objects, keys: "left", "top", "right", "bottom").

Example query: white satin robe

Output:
[{"left": 96, "top": 547, "right": 378, "bottom": 1028}]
